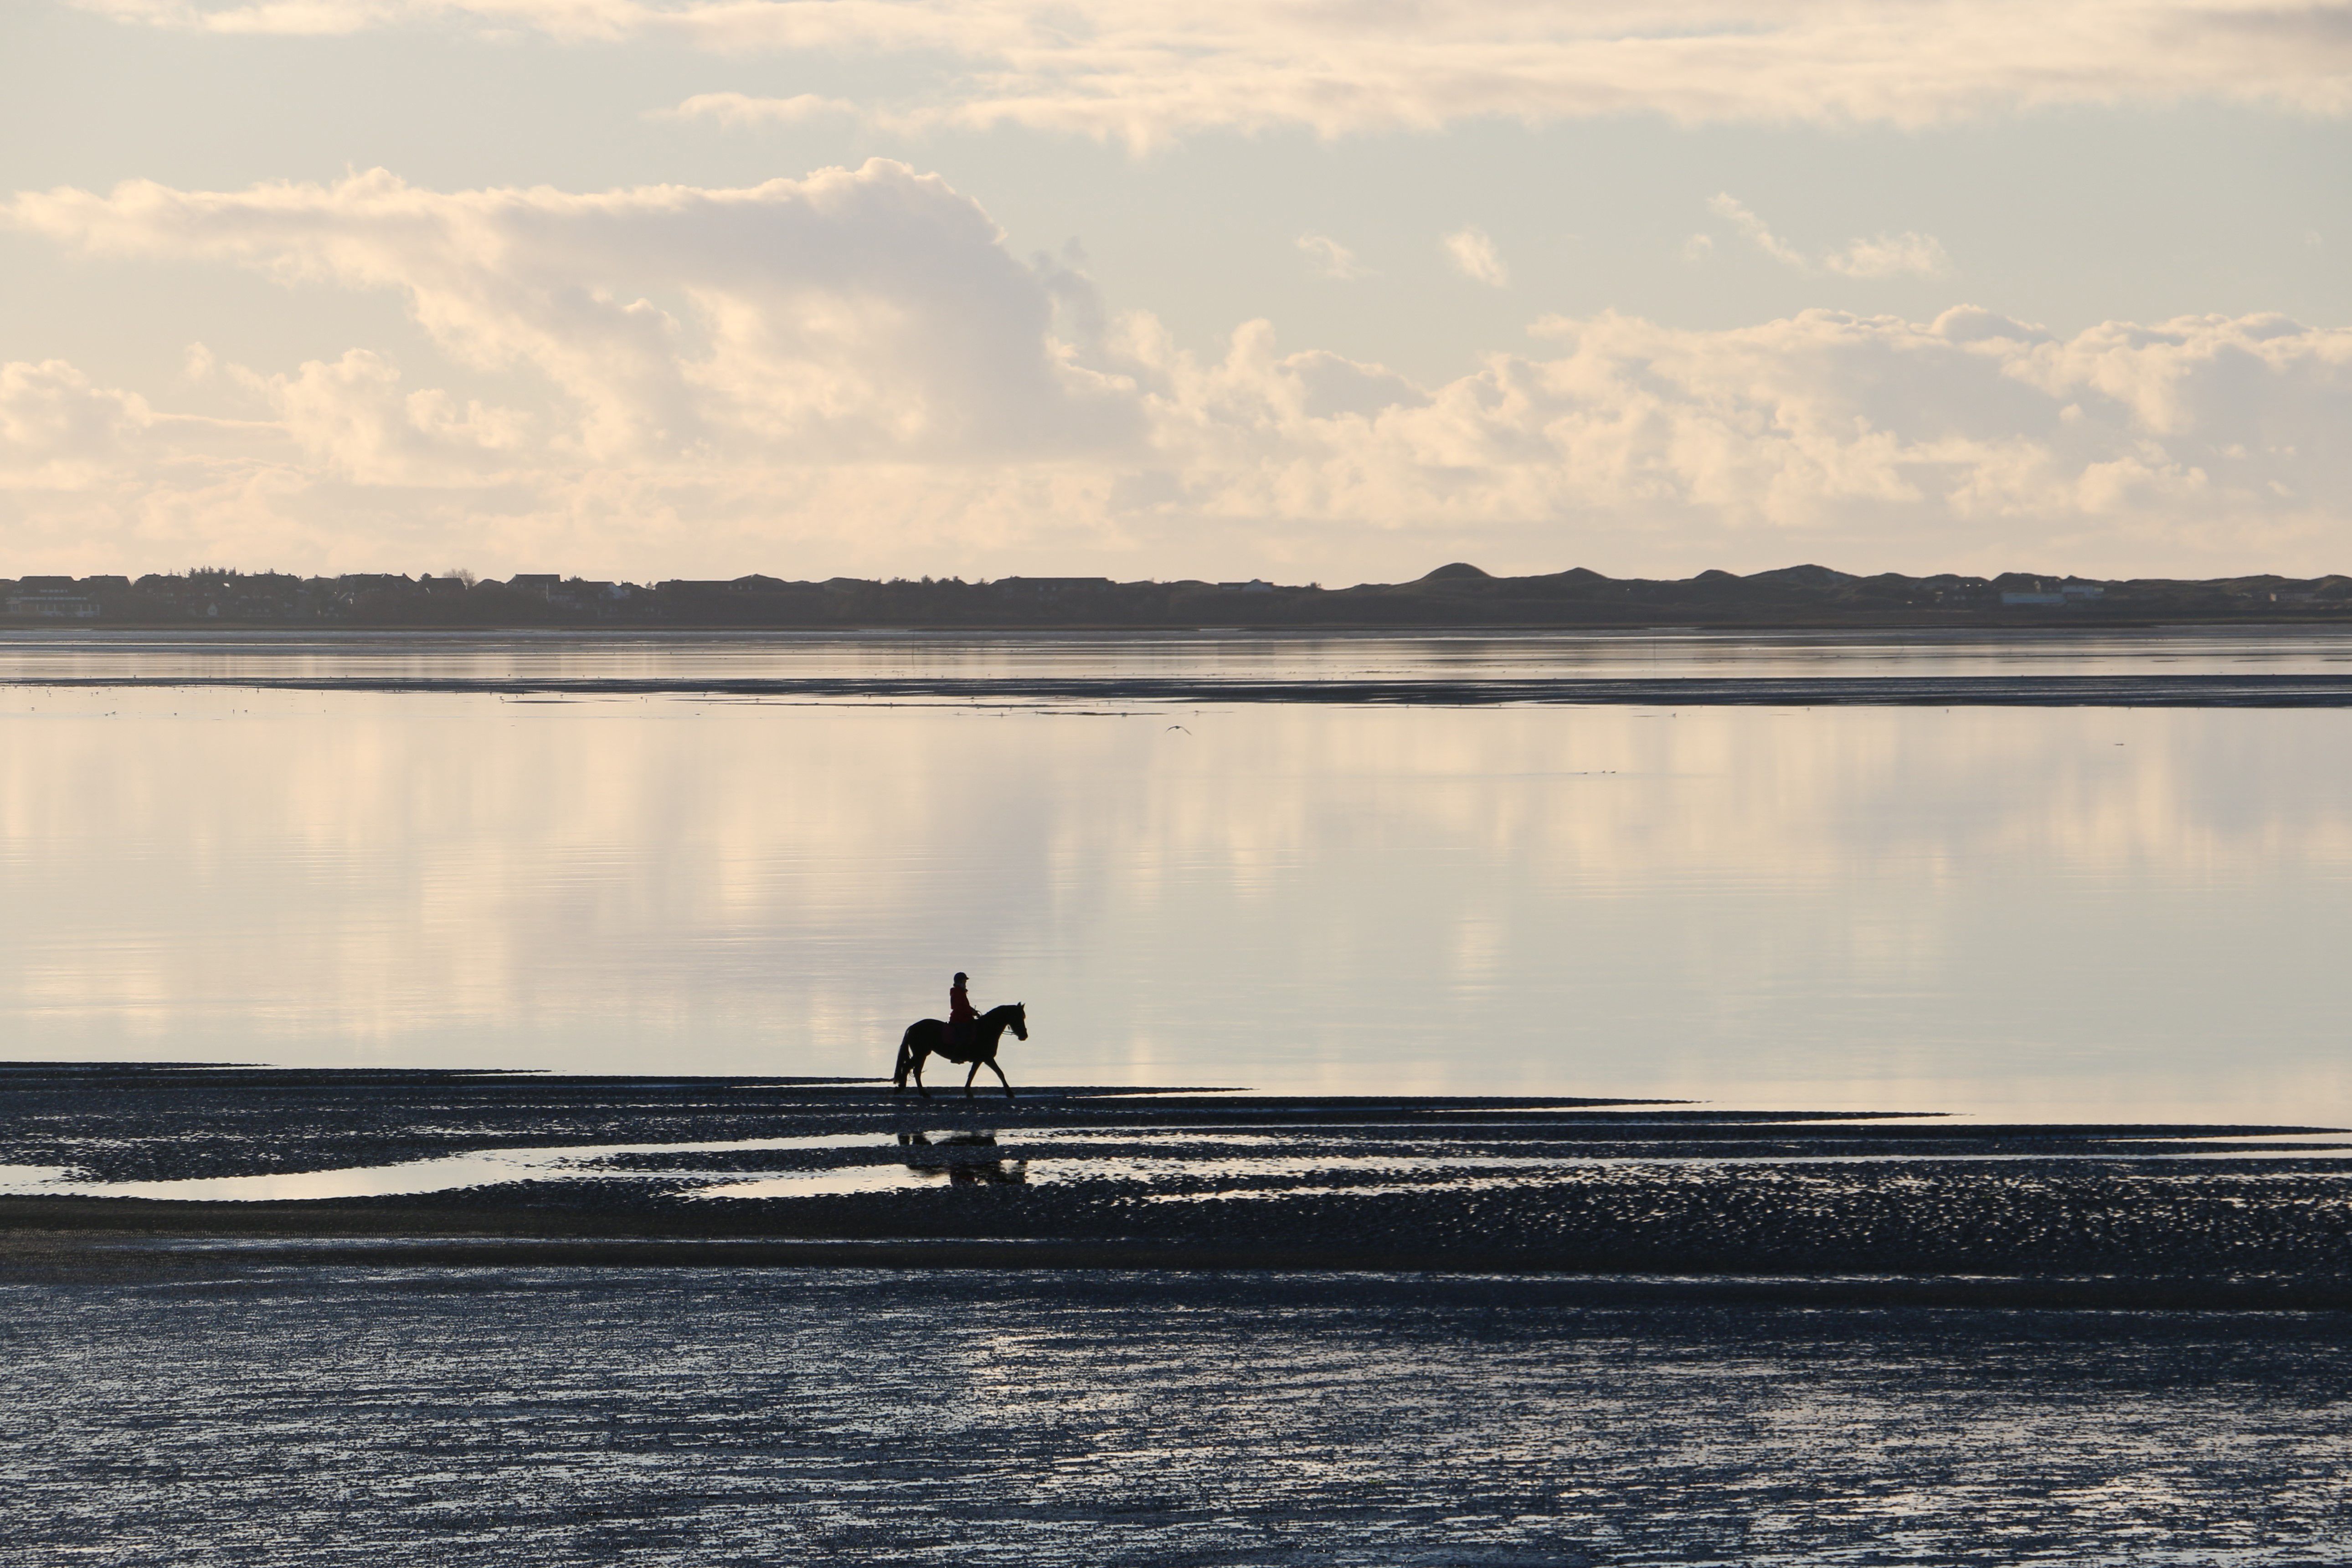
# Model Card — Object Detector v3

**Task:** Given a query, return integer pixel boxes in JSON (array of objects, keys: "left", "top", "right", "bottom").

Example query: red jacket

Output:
[{"left": 949, "top": 983, "right": 976, "bottom": 1023}]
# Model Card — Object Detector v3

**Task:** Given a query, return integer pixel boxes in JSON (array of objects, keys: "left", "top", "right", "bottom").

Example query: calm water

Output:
[
  {"left": 12, "top": 625, "right": 2352, "bottom": 684},
  {"left": 6, "top": 632, "right": 2352, "bottom": 1124}
]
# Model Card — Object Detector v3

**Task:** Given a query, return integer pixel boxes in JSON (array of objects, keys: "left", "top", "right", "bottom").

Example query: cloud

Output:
[
  {"left": 73, "top": 0, "right": 2352, "bottom": 147},
  {"left": 1708, "top": 194, "right": 1809, "bottom": 270},
  {"left": 1827, "top": 232, "right": 1954, "bottom": 280},
  {"left": 1443, "top": 226, "right": 1508, "bottom": 287},
  {"left": 1125, "top": 307, "right": 2352, "bottom": 566},
  {"left": 0, "top": 357, "right": 273, "bottom": 488},
  {"left": 236, "top": 349, "right": 530, "bottom": 484},
  {"left": 7, "top": 168, "right": 2352, "bottom": 579},
  {"left": 1711, "top": 194, "right": 1953, "bottom": 279},
  {"left": 656, "top": 91, "right": 861, "bottom": 127},
  {"left": 0, "top": 360, "right": 160, "bottom": 488},
  {"left": 3, "top": 160, "right": 1134, "bottom": 463},
  {"left": 1296, "top": 233, "right": 1370, "bottom": 281}
]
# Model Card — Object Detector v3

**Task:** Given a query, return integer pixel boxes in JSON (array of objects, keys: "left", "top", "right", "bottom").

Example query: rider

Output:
[{"left": 948, "top": 971, "right": 978, "bottom": 1049}]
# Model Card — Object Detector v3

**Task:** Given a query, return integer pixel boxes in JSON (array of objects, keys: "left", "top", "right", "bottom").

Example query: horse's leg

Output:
[
  {"left": 986, "top": 1060, "right": 1014, "bottom": 1100},
  {"left": 964, "top": 1060, "right": 981, "bottom": 1099},
  {"left": 913, "top": 1049, "right": 932, "bottom": 1100}
]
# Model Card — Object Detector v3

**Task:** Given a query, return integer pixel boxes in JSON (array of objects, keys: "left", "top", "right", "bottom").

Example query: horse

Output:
[{"left": 892, "top": 1002, "right": 1028, "bottom": 1099}]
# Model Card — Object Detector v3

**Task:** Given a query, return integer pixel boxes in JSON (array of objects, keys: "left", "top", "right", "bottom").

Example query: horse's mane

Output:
[{"left": 982, "top": 1001, "right": 1024, "bottom": 1019}]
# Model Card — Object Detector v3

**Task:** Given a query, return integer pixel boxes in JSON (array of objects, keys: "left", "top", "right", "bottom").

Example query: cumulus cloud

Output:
[
  {"left": 1443, "top": 226, "right": 1508, "bottom": 287},
  {"left": 0, "top": 360, "right": 163, "bottom": 490},
  {"left": 1297, "top": 233, "right": 1370, "bottom": 281},
  {"left": 1146, "top": 307, "right": 2352, "bottom": 561},
  {"left": 6, "top": 167, "right": 2352, "bottom": 578},
  {"left": 3, "top": 160, "right": 1134, "bottom": 463},
  {"left": 237, "top": 349, "right": 530, "bottom": 484},
  {"left": 71, "top": 0, "right": 2352, "bottom": 147},
  {"left": 0, "top": 357, "right": 275, "bottom": 488},
  {"left": 1710, "top": 194, "right": 1953, "bottom": 279}
]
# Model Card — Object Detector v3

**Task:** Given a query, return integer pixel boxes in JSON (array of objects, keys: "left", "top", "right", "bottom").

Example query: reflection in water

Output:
[
  {"left": 10, "top": 1124, "right": 2349, "bottom": 1206},
  {"left": 696, "top": 1131, "right": 1029, "bottom": 1199},
  {"left": 14, "top": 627, "right": 2352, "bottom": 686},
  {"left": 0, "top": 1134, "right": 896, "bottom": 1203},
  {"left": 6, "top": 642, "right": 2352, "bottom": 1122},
  {"left": 898, "top": 1130, "right": 1029, "bottom": 1186}
]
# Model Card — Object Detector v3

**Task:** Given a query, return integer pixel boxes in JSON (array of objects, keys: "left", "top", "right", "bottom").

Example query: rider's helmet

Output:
[{"left": 953, "top": 972, "right": 968, "bottom": 983}]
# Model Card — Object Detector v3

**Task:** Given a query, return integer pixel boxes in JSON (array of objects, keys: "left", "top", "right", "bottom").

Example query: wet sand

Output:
[
  {"left": 12, "top": 1067, "right": 2352, "bottom": 1561},
  {"left": 6, "top": 1065, "right": 2352, "bottom": 1303},
  {"left": 13, "top": 1266, "right": 2352, "bottom": 1565}
]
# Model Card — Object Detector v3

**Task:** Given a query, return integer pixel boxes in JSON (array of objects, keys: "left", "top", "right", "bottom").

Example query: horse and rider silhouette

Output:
[{"left": 894, "top": 970, "right": 1026, "bottom": 1099}]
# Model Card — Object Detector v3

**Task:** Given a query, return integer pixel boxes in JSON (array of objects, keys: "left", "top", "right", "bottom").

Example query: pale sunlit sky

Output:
[{"left": 3, "top": 0, "right": 2351, "bottom": 583}]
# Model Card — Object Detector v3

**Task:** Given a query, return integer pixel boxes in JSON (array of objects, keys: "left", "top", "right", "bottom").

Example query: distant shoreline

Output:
[
  {"left": 21, "top": 671, "right": 2352, "bottom": 706},
  {"left": 11, "top": 562, "right": 2352, "bottom": 632}
]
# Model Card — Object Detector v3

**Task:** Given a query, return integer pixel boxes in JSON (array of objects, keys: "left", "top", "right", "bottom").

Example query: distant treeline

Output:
[{"left": 5, "top": 563, "right": 2350, "bottom": 629}]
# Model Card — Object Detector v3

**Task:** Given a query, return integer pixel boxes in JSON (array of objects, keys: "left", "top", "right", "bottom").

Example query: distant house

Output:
[
  {"left": 2000, "top": 578, "right": 2069, "bottom": 607},
  {"left": 2001, "top": 577, "right": 2104, "bottom": 607},
  {"left": 6, "top": 586, "right": 98, "bottom": 618},
  {"left": 549, "top": 579, "right": 630, "bottom": 608},
  {"left": 7, "top": 576, "right": 99, "bottom": 617},
  {"left": 996, "top": 576, "right": 1116, "bottom": 597},
  {"left": 506, "top": 574, "right": 561, "bottom": 598}
]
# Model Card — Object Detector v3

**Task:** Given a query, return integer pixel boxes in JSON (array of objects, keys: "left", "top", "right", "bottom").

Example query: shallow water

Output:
[
  {"left": 9, "top": 633, "right": 2352, "bottom": 1124},
  {"left": 7, "top": 1267, "right": 2351, "bottom": 1565},
  {"left": 10, "top": 1118, "right": 2349, "bottom": 1206},
  {"left": 0, "top": 1134, "right": 894, "bottom": 1203}
]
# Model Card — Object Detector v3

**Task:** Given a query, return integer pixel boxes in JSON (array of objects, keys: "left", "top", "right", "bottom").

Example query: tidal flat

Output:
[
  {"left": 13, "top": 1268, "right": 2352, "bottom": 1566},
  {"left": 6, "top": 1064, "right": 2352, "bottom": 1293},
  {"left": 8, "top": 1066, "right": 2352, "bottom": 1562}
]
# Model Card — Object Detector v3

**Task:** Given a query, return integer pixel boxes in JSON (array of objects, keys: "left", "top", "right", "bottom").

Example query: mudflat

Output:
[
  {"left": 15, "top": 1267, "right": 2352, "bottom": 1565},
  {"left": 12, "top": 1065, "right": 2352, "bottom": 1563},
  {"left": 5, "top": 1064, "right": 2351, "bottom": 1302}
]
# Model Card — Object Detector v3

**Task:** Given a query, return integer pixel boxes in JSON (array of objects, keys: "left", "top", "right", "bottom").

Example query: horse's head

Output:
[{"left": 1008, "top": 1002, "right": 1028, "bottom": 1041}]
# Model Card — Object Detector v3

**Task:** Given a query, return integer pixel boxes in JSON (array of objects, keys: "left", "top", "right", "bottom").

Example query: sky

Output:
[{"left": 2, "top": 0, "right": 2350, "bottom": 584}]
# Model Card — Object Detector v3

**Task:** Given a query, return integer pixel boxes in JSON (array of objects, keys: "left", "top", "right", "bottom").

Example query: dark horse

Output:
[{"left": 893, "top": 1002, "right": 1028, "bottom": 1099}]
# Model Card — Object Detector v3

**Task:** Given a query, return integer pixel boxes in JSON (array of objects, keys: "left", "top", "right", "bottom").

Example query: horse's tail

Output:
[{"left": 892, "top": 1023, "right": 920, "bottom": 1089}]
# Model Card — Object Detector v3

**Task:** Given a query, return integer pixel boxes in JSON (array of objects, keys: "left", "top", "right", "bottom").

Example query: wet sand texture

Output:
[
  {"left": 5, "top": 1067, "right": 2351, "bottom": 1298},
  {"left": 11, "top": 1068, "right": 2352, "bottom": 1563},
  {"left": 10, "top": 1269, "right": 2352, "bottom": 1566}
]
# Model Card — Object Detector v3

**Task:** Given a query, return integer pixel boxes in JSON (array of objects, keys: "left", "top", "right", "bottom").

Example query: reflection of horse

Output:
[
  {"left": 893, "top": 1002, "right": 1028, "bottom": 1099},
  {"left": 897, "top": 1130, "right": 1028, "bottom": 1183}
]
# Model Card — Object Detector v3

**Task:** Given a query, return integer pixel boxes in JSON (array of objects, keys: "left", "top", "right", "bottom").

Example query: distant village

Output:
[{"left": 3, "top": 564, "right": 2348, "bottom": 628}]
